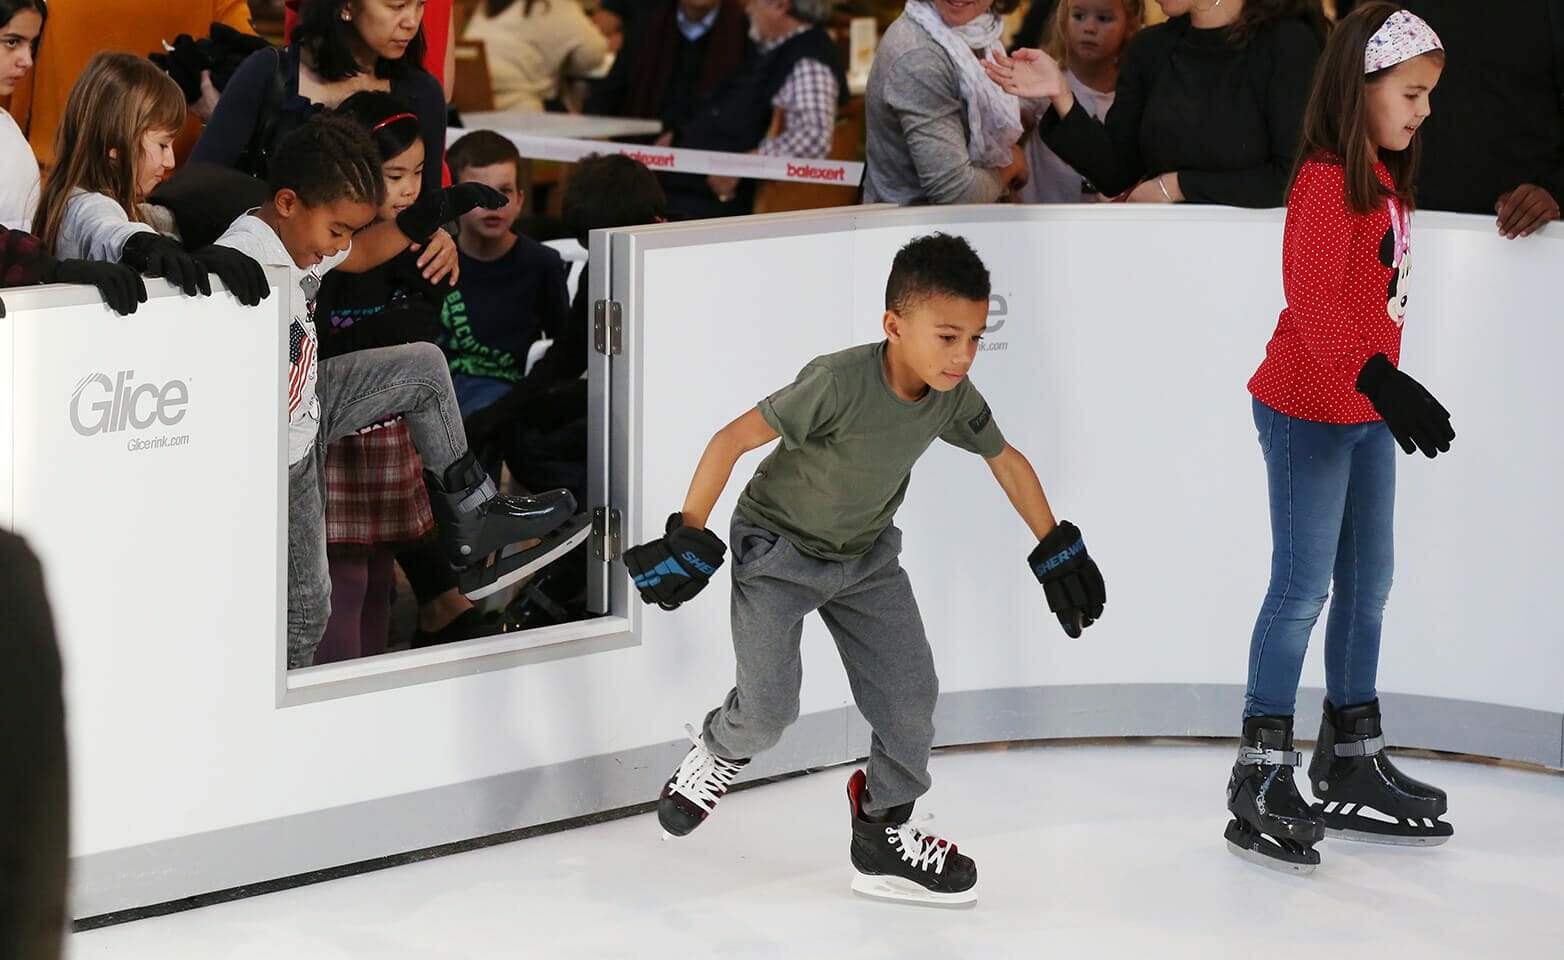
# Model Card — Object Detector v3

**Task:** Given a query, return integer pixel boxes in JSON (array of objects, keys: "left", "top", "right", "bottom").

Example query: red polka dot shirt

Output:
[{"left": 1249, "top": 158, "right": 1412, "bottom": 424}]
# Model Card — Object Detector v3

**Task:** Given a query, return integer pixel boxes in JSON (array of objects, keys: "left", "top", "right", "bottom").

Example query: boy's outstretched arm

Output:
[
  {"left": 623, "top": 408, "right": 780, "bottom": 610},
  {"left": 986, "top": 443, "right": 1058, "bottom": 540},
  {"left": 680, "top": 408, "right": 781, "bottom": 529},
  {"left": 986, "top": 443, "right": 1106, "bottom": 638}
]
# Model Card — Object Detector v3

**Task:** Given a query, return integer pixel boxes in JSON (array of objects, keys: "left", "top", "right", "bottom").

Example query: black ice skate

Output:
[
  {"left": 424, "top": 452, "right": 591, "bottom": 601},
  {"left": 657, "top": 724, "right": 749, "bottom": 839},
  {"left": 1308, "top": 698, "right": 1453, "bottom": 846},
  {"left": 847, "top": 769, "right": 977, "bottom": 908},
  {"left": 1225, "top": 715, "right": 1324, "bottom": 875}
]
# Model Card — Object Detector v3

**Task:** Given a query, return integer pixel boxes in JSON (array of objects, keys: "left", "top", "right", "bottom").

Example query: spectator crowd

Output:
[{"left": 0, "top": 0, "right": 1559, "bottom": 671}]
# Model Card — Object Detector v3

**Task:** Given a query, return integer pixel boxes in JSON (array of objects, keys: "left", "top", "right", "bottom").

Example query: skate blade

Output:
[
  {"left": 1324, "top": 827, "right": 1451, "bottom": 847},
  {"left": 850, "top": 872, "right": 977, "bottom": 908},
  {"left": 1224, "top": 840, "right": 1318, "bottom": 876},
  {"left": 459, "top": 515, "right": 591, "bottom": 601}
]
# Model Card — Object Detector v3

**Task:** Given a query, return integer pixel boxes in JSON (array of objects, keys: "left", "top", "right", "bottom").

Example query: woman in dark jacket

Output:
[
  {"left": 192, "top": 0, "right": 446, "bottom": 199},
  {"left": 989, "top": 0, "right": 1327, "bottom": 207}
]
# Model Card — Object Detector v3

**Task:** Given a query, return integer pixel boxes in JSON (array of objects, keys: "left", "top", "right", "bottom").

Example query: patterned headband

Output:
[{"left": 1364, "top": 10, "right": 1442, "bottom": 74}]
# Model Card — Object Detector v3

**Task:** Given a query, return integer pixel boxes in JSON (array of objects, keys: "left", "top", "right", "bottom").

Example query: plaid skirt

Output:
[{"left": 323, "top": 418, "right": 435, "bottom": 547}]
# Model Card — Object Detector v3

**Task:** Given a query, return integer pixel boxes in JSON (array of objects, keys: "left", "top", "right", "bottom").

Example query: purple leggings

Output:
[{"left": 317, "top": 549, "right": 396, "bottom": 664}]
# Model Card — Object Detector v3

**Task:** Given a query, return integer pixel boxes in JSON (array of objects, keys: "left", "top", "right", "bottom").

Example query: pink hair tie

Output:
[
  {"left": 1364, "top": 10, "right": 1442, "bottom": 74},
  {"left": 371, "top": 112, "right": 418, "bottom": 133}
]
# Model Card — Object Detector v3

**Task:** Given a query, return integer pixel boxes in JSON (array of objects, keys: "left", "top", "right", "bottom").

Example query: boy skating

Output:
[{"left": 623, "top": 233, "right": 1107, "bottom": 906}]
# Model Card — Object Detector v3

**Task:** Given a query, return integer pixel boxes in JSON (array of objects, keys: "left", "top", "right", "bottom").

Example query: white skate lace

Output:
[
  {"left": 884, "top": 815, "right": 953, "bottom": 874},
  {"left": 669, "top": 724, "right": 744, "bottom": 813}
]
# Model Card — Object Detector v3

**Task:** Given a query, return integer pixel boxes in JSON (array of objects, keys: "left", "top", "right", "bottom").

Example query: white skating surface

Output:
[{"left": 71, "top": 742, "right": 1564, "bottom": 959}]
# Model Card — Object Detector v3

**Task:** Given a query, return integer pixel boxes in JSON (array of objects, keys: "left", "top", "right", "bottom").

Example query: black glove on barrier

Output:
[
  {"left": 622, "top": 512, "right": 728, "bottom": 610},
  {"left": 1027, "top": 520, "right": 1106, "bottom": 638},
  {"left": 395, "top": 183, "right": 506, "bottom": 244},
  {"left": 42, "top": 257, "right": 147, "bottom": 315},
  {"left": 1355, "top": 353, "right": 1454, "bottom": 459},
  {"left": 192, "top": 245, "right": 268, "bottom": 306},
  {"left": 120, "top": 232, "right": 211, "bottom": 297}
]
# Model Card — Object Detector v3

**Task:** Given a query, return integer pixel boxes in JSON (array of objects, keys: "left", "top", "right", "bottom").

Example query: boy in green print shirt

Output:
[{"left": 623, "top": 232, "right": 1106, "bottom": 907}]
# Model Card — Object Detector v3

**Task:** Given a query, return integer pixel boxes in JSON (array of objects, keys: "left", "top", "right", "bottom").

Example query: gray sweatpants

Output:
[
  {"left": 286, "top": 343, "right": 470, "bottom": 668},
  {"left": 703, "top": 510, "right": 939, "bottom": 817}
]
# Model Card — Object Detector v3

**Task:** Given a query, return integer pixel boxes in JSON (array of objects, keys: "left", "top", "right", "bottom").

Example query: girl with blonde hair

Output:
[
  {"left": 32, "top": 51, "right": 264, "bottom": 303},
  {"left": 1018, "top": 0, "right": 1143, "bottom": 202}
]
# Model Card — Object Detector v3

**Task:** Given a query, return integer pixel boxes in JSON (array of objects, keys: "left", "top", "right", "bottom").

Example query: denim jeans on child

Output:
[
  {"left": 287, "top": 343, "right": 470, "bottom": 667},
  {"left": 1245, "top": 396, "right": 1396, "bottom": 718}
]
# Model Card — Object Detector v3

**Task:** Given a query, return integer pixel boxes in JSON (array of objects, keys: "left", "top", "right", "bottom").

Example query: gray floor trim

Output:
[{"left": 72, "top": 683, "right": 1562, "bottom": 919}]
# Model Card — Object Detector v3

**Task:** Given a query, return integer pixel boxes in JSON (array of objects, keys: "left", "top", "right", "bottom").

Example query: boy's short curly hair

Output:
[
  {"left": 267, "top": 114, "right": 386, "bottom": 209},
  {"left": 563, "top": 153, "right": 669, "bottom": 246},
  {"left": 884, "top": 233, "right": 991, "bottom": 313}
]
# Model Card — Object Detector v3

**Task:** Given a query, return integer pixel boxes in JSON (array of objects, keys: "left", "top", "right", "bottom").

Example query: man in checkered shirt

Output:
[{"left": 663, "top": 0, "right": 847, "bottom": 219}]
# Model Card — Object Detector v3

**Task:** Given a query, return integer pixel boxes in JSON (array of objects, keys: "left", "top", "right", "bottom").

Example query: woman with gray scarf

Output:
[{"left": 863, "top": 0, "right": 1032, "bottom": 205}]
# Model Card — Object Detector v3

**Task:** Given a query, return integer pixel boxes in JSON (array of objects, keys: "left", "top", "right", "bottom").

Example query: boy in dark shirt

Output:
[
  {"left": 622, "top": 233, "right": 1107, "bottom": 907},
  {"left": 441, "top": 131, "right": 571, "bottom": 420}
]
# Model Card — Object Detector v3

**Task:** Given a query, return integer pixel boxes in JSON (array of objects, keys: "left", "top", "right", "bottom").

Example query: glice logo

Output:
[
  {"left": 981, "top": 294, "right": 1010, "bottom": 351},
  {"left": 987, "top": 294, "right": 1008, "bottom": 334},
  {"left": 70, "top": 370, "right": 189, "bottom": 436}
]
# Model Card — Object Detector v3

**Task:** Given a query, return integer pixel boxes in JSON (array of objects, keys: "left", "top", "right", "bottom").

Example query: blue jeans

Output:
[
  {"left": 1245, "top": 397, "right": 1396, "bottom": 717},
  {"left": 451, "top": 373, "right": 513, "bottom": 419}
]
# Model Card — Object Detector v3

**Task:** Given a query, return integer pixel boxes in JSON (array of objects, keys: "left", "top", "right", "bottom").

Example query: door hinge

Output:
[
  {"left": 592, "top": 507, "right": 622, "bottom": 562},
  {"left": 593, "top": 299, "right": 623, "bottom": 356}
]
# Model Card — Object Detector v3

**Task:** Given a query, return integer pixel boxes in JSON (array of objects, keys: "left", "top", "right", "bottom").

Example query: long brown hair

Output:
[
  {"left": 1289, "top": 2, "right": 1442, "bottom": 215},
  {"left": 1227, "top": 0, "right": 1329, "bottom": 49},
  {"left": 33, "top": 52, "right": 186, "bottom": 251}
]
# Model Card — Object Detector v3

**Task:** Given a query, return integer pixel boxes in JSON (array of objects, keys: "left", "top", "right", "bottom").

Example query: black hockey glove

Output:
[
  {"left": 43, "top": 257, "right": 147, "bottom": 315},
  {"left": 1028, "top": 520, "right": 1105, "bottom": 639},
  {"left": 622, "top": 512, "right": 727, "bottom": 610},
  {"left": 192, "top": 244, "right": 268, "bottom": 306},
  {"left": 1355, "top": 353, "right": 1454, "bottom": 459},
  {"left": 120, "top": 232, "right": 211, "bottom": 297},
  {"left": 208, "top": 24, "right": 271, "bottom": 91},
  {"left": 148, "top": 33, "right": 211, "bottom": 103},
  {"left": 395, "top": 183, "right": 506, "bottom": 244}
]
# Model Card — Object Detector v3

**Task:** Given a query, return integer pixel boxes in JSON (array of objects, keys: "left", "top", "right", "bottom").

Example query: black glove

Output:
[
  {"left": 43, "top": 258, "right": 147, "bottom": 315},
  {"left": 192, "top": 244, "right": 267, "bottom": 306},
  {"left": 207, "top": 23, "right": 270, "bottom": 91},
  {"left": 148, "top": 33, "right": 211, "bottom": 103},
  {"left": 1355, "top": 353, "right": 1454, "bottom": 459},
  {"left": 1028, "top": 520, "right": 1105, "bottom": 639},
  {"left": 120, "top": 232, "right": 211, "bottom": 297},
  {"left": 622, "top": 512, "right": 727, "bottom": 610},
  {"left": 395, "top": 182, "right": 506, "bottom": 244}
]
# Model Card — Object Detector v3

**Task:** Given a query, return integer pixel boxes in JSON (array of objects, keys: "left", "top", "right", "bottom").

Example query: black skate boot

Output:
[
  {"left": 424, "top": 452, "right": 592, "bottom": 601},
  {"left": 657, "top": 725, "right": 749, "bottom": 839},
  {"left": 1309, "top": 698, "right": 1453, "bottom": 846},
  {"left": 1225, "top": 715, "right": 1324, "bottom": 875},
  {"left": 847, "top": 770, "right": 977, "bottom": 908}
]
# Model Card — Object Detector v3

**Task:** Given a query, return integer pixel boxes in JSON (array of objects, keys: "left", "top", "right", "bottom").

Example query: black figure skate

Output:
[
  {"left": 424, "top": 452, "right": 591, "bottom": 601},
  {"left": 1225, "top": 715, "right": 1325, "bottom": 875},
  {"left": 847, "top": 770, "right": 977, "bottom": 907},
  {"left": 1308, "top": 698, "right": 1453, "bottom": 845},
  {"left": 657, "top": 724, "right": 749, "bottom": 839}
]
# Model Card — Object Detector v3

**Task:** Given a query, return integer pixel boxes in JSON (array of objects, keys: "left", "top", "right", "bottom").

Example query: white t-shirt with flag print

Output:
[{"left": 215, "top": 211, "right": 350, "bottom": 465}]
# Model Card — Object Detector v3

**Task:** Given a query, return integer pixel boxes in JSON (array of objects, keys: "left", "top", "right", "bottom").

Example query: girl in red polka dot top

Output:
[{"left": 1226, "top": 3, "right": 1458, "bottom": 877}]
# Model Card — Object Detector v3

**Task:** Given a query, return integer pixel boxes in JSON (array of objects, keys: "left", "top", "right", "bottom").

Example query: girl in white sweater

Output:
[{"left": 0, "top": 0, "right": 44, "bottom": 230}]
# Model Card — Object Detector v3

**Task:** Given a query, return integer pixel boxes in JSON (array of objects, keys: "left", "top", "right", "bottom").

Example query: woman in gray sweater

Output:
[{"left": 864, "top": 0, "right": 1032, "bottom": 205}]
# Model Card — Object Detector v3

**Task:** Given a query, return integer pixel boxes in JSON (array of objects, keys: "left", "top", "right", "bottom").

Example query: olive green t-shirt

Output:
[{"left": 737, "top": 341, "right": 1007, "bottom": 562}]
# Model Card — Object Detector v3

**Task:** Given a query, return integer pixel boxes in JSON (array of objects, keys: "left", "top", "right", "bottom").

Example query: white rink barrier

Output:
[{"left": 2, "top": 205, "right": 1559, "bottom": 920}]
